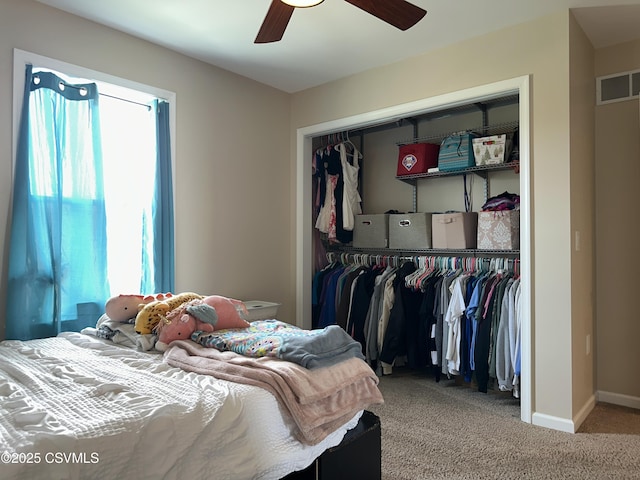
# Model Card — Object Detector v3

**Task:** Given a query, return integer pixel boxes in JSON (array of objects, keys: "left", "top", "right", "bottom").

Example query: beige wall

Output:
[
  {"left": 0, "top": 1, "right": 295, "bottom": 331},
  {"left": 569, "top": 14, "right": 597, "bottom": 418},
  {"left": 594, "top": 38, "right": 640, "bottom": 403},
  {"left": 292, "top": 12, "right": 580, "bottom": 424}
]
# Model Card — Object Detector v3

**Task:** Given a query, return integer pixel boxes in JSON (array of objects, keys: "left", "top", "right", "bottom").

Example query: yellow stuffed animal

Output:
[{"left": 134, "top": 292, "right": 203, "bottom": 334}]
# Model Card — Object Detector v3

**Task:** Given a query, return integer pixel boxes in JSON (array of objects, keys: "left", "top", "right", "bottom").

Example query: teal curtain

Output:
[
  {"left": 5, "top": 66, "right": 109, "bottom": 340},
  {"left": 140, "top": 99, "right": 175, "bottom": 294}
]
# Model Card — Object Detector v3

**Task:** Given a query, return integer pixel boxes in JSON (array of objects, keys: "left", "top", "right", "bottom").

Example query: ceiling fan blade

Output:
[
  {"left": 344, "top": 0, "right": 426, "bottom": 31},
  {"left": 255, "top": 1, "right": 295, "bottom": 43}
]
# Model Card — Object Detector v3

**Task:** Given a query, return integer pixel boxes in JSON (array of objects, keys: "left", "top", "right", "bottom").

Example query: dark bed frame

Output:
[{"left": 283, "top": 410, "right": 381, "bottom": 480}]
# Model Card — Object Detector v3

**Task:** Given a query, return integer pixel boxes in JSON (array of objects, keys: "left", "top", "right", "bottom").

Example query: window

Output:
[
  {"left": 99, "top": 91, "right": 158, "bottom": 294},
  {"left": 596, "top": 68, "right": 640, "bottom": 105},
  {"left": 8, "top": 50, "right": 176, "bottom": 339}
]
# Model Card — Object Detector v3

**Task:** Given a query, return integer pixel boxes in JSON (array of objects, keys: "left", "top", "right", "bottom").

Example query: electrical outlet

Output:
[
  {"left": 586, "top": 334, "right": 591, "bottom": 355},
  {"left": 575, "top": 230, "right": 581, "bottom": 252}
]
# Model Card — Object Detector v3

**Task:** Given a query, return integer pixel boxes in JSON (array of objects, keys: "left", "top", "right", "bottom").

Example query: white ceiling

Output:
[{"left": 37, "top": 0, "right": 640, "bottom": 93}]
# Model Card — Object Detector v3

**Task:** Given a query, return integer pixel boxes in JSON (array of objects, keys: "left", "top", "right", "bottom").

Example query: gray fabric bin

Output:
[
  {"left": 352, "top": 214, "right": 389, "bottom": 248},
  {"left": 389, "top": 213, "right": 433, "bottom": 249}
]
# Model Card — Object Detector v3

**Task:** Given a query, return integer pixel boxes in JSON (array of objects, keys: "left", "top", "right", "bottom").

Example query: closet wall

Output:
[{"left": 359, "top": 103, "right": 520, "bottom": 215}]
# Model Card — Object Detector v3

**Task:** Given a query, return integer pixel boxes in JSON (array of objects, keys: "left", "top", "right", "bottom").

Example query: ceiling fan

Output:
[{"left": 255, "top": 0, "right": 427, "bottom": 44}]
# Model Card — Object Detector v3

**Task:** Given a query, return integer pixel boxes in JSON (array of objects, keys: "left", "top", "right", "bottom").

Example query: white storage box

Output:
[
  {"left": 353, "top": 214, "right": 389, "bottom": 248},
  {"left": 477, "top": 210, "right": 520, "bottom": 250},
  {"left": 472, "top": 134, "right": 513, "bottom": 166},
  {"left": 432, "top": 212, "right": 478, "bottom": 249},
  {"left": 243, "top": 301, "right": 280, "bottom": 321},
  {"left": 388, "top": 213, "right": 433, "bottom": 249}
]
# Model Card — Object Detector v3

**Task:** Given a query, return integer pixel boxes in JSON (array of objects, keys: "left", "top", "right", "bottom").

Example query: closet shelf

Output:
[
  {"left": 396, "top": 120, "right": 519, "bottom": 147},
  {"left": 347, "top": 94, "right": 519, "bottom": 140},
  {"left": 328, "top": 245, "right": 520, "bottom": 258},
  {"left": 396, "top": 161, "right": 519, "bottom": 185}
]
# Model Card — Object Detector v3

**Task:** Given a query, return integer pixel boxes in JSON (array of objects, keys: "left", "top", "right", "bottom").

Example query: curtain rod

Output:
[
  {"left": 38, "top": 73, "right": 152, "bottom": 110},
  {"left": 98, "top": 92, "right": 152, "bottom": 110},
  {"left": 32, "top": 66, "right": 155, "bottom": 110},
  {"left": 65, "top": 83, "right": 152, "bottom": 109}
]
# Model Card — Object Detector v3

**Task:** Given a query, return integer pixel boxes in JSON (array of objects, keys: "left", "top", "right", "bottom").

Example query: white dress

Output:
[{"left": 337, "top": 142, "right": 362, "bottom": 231}]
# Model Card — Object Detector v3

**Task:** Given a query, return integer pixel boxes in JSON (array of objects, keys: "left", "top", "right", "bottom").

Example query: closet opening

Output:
[{"left": 295, "top": 75, "right": 532, "bottom": 424}]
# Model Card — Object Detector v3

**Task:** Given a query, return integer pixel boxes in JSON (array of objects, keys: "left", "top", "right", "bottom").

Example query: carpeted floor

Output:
[
  {"left": 578, "top": 401, "right": 640, "bottom": 434},
  {"left": 367, "top": 368, "right": 640, "bottom": 480}
]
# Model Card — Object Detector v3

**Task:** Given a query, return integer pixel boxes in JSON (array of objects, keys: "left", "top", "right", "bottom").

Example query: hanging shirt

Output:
[
  {"left": 496, "top": 277, "right": 515, "bottom": 392},
  {"left": 445, "top": 275, "right": 467, "bottom": 375}
]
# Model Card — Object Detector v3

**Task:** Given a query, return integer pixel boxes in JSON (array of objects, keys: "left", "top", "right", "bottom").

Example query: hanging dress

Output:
[
  {"left": 337, "top": 142, "right": 362, "bottom": 231},
  {"left": 315, "top": 145, "right": 349, "bottom": 243}
]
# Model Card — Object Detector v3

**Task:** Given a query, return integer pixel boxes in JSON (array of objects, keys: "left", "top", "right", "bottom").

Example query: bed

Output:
[{"left": 0, "top": 317, "right": 383, "bottom": 480}]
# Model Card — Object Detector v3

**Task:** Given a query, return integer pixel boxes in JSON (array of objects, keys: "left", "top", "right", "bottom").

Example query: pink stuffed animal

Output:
[
  {"left": 203, "top": 295, "right": 250, "bottom": 330},
  {"left": 154, "top": 295, "right": 250, "bottom": 351},
  {"left": 105, "top": 293, "right": 173, "bottom": 323},
  {"left": 154, "top": 303, "right": 215, "bottom": 352}
]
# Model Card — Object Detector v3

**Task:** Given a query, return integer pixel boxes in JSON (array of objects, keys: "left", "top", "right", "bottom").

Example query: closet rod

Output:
[
  {"left": 327, "top": 251, "right": 519, "bottom": 274},
  {"left": 326, "top": 245, "right": 519, "bottom": 258}
]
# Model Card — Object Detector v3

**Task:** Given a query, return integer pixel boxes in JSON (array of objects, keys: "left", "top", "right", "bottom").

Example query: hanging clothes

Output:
[
  {"left": 444, "top": 273, "right": 469, "bottom": 375},
  {"left": 495, "top": 277, "right": 516, "bottom": 391},
  {"left": 419, "top": 274, "right": 441, "bottom": 382},
  {"left": 312, "top": 253, "right": 521, "bottom": 399},
  {"left": 335, "top": 264, "right": 368, "bottom": 330},
  {"left": 337, "top": 142, "right": 362, "bottom": 231},
  {"left": 378, "top": 261, "right": 417, "bottom": 368},
  {"left": 364, "top": 264, "right": 398, "bottom": 374},
  {"left": 314, "top": 141, "right": 361, "bottom": 244},
  {"left": 346, "top": 266, "right": 379, "bottom": 349},
  {"left": 312, "top": 158, "right": 329, "bottom": 275}
]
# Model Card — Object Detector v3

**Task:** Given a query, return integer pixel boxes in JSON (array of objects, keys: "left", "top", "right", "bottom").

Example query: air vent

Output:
[{"left": 597, "top": 69, "right": 640, "bottom": 105}]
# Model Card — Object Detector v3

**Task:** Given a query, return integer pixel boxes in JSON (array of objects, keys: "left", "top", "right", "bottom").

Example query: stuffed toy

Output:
[
  {"left": 134, "top": 292, "right": 203, "bottom": 334},
  {"left": 154, "top": 299, "right": 216, "bottom": 351},
  {"left": 153, "top": 295, "right": 250, "bottom": 351},
  {"left": 203, "top": 295, "right": 251, "bottom": 330},
  {"left": 105, "top": 293, "right": 173, "bottom": 323}
]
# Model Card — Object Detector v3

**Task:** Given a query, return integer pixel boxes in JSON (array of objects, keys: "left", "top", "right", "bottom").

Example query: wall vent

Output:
[{"left": 596, "top": 69, "right": 640, "bottom": 105}]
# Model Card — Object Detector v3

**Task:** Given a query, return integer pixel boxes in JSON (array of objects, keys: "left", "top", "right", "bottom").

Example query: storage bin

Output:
[
  {"left": 432, "top": 212, "right": 478, "bottom": 249},
  {"left": 477, "top": 210, "right": 520, "bottom": 250},
  {"left": 472, "top": 134, "right": 513, "bottom": 166},
  {"left": 396, "top": 143, "right": 440, "bottom": 176},
  {"left": 438, "top": 132, "right": 478, "bottom": 171},
  {"left": 388, "top": 212, "right": 432, "bottom": 249},
  {"left": 352, "top": 214, "right": 389, "bottom": 248},
  {"left": 243, "top": 301, "right": 280, "bottom": 321}
]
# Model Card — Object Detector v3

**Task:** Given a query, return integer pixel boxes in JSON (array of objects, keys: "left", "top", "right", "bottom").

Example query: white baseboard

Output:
[
  {"left": 597, "top": 390, "right": 640, "bottom": 409},
  {"left": 531, "top": 412, "right": 576, "bottom": 433},
  {"left": 573, "top": 394, "right": 596, "bottom": 432},
  {"left": 532, "top": 393, "right": 639, "bottom": 434}
]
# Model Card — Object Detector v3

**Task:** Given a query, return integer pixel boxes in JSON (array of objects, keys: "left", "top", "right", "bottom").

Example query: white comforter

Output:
[{"left": 0, "top": 332, "right": 360, "bottom": 480}]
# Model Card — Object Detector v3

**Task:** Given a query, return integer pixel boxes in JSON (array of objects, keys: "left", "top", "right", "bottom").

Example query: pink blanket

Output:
[{"left": 164, "top": 340, "right": 384, "bottom": 445}]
